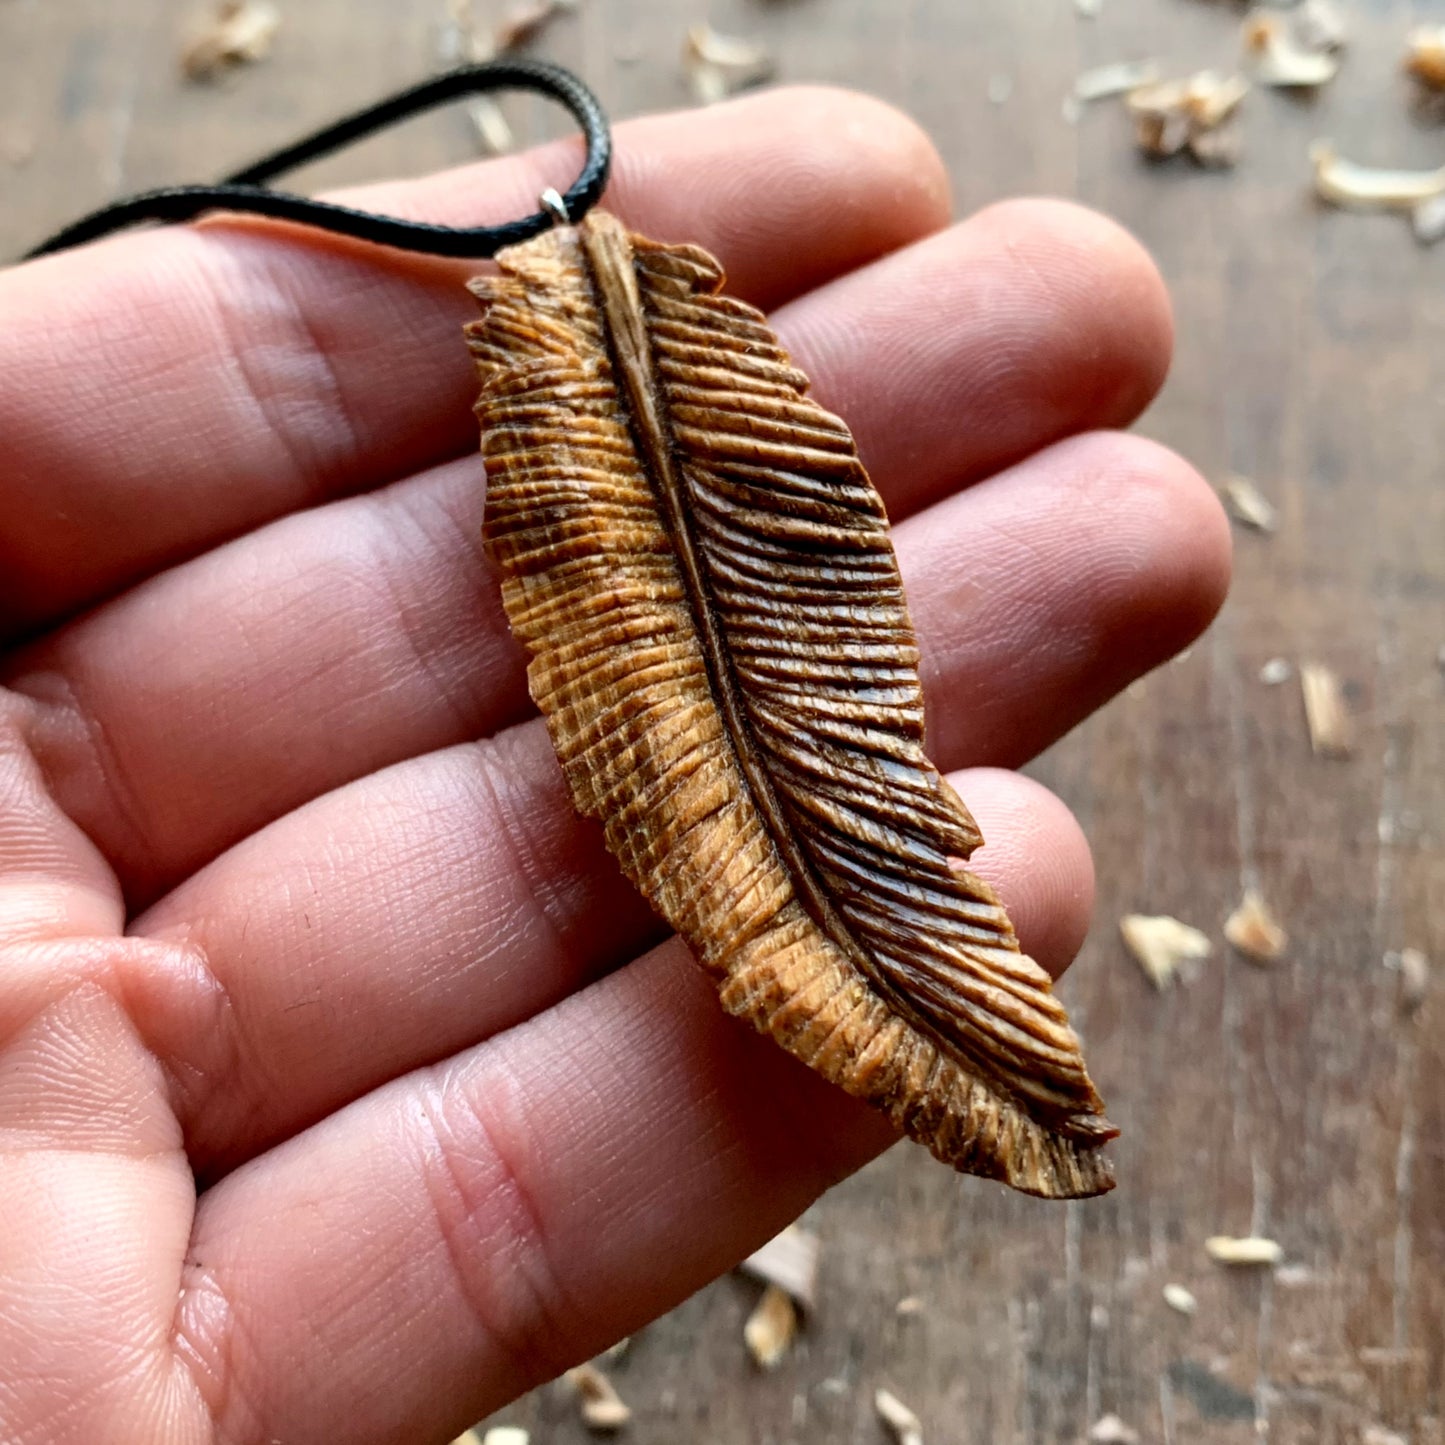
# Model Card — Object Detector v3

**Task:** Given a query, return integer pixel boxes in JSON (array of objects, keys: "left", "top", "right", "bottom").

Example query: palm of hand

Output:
[{"left": 0, "top": 89, "right": 1227, "bottom": 1445}]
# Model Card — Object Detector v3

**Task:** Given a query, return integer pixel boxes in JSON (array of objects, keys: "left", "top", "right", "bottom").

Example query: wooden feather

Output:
[{"left": 467, "top": 211, "right": 1116, "bottom": 1198}]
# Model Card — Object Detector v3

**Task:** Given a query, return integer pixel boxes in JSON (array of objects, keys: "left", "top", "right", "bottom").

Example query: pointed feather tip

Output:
[{"left": 925, "top": 1097, "right": 1117, "bottom": 1200}]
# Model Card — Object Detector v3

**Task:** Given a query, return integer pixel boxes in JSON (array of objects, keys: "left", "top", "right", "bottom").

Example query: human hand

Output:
[{"left": 0, "top": 87, "right": 1229, "bottom": 1445}]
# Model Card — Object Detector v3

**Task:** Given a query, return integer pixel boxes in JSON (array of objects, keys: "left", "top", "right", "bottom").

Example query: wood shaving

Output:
[
  {"left": 1134, "top": 109, "right": 1191, "bottom": 159},
  {"left": 450, "top": 1431, "right": 484, "bottom": 1445},
  {"left": 440, "top": 1, "right": 509, "bottom": 152},
  {"left": 564, "top": 1362, "right": 632, "bottom": 1432},
  {"left": 1244, "top": 12, "right": 1339, "bottom": 87},
  {"left": 683, "top": 23, "right": 774, "bottom": 105},
  {"left": 1188, "top": 125, "right": 1242, "bottom": 169},
  {"left": 494, "top": 0, "right": 574, "bottom": 53},
  {"left": 1260, "top": 658, "right": 1293, "bottom": 686},
  {"left": 467, "top": 99, "right": 515, "bottom": 154},
  {"left": 1293, "top": 0, "right": 1347, "bottom": 54},
  {"left": 1311, "top": 142, "right": 1445, "bottom": 212},
  {"left": 440, "top": 0, "right": 576, "bottom": 153},
  {"left": 1120, "top": 914, "right": 1213, "bottom": 990},
  {"left": 1384, "top": 948, "right": 1431, "bottom": 1016},
  {"left": 1126, "top": 72, "right": 1248, "bottom": 163},
  {"left": 1074, "top": 59, "right": 1161, "bottom": 103},
  {"left": 181, "top": 0, "right": 281, "bottom": 80},
  {"left": 1364, "top": 1428, "right": 1409, "bottom": 1445},
  {"left": 1300, "top": 662, "right": 1354, "bottom": 758},
  {"left": 895, "top": 1295, "right": 926, "bottom": 1316},
  {"left": 1088, "top": 1416, "right": 1141, "bottom": 1444},
  {"left": 874, "top": 1388, "right": 924, "bottom": 1445},
  {"left": 482, "top": 1429, "right": 531, "bottom": 1445},
  {"left": 1412, "top": 193, "right": 1445, "bottom": 246},
  {"left": 1224, "top": 890, "right": 1288, "bottom": 963},
  {"left": 1164, "top": 1283, "right": 1199, "bottom": 1315},
  {"left": 1221, "top": 475, "right": 1278, "bottom": 532},
  {"left": 1206, "top": 1235, "right": 1283, "bottom": 1266},
  {"left": 738, "top": 1224, "right": 820, "bottom": 1312},
  {"left": 1405, "top": 26, "right": 1445, "bottom": 90},
  {"left": 744, "top": 1284, "right": 799, "bottom": 1369}
]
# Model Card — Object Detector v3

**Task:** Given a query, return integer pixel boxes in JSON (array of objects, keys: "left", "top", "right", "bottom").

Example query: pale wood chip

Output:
[
  {"left": 450, "top": 1430, "right": 484, "bottom": 1445},
  {"left": 494, "top": 0, "right": 571, "bottom": 52},
  {"left": 1405, "top": 26, "right": 1445, "bottom": 90},
  {"left": 1363, "top": 1427, "right": 1408, "bottom": 1445},
  {"left": 1244, "top": 11, "right": 1339, "bottom": 86},
  {"left": 1074, "top": 0, "right": 1103, "bottom": 15},
  {"left": 744, "top": 1284, "right": 798, "bottom": 1369},
  {"left": 1126, "top": 72, "right": 1247, "bottom": 161},
  {"left": 1300, "top": 662, "right": 1354, "bottom": 758},
  {"left": 181, "top": 0, "right": 281, "bottom": 80},
  {"left": 1206, "top": 1235, "right": 1283, "bottom": 1266},
  {"left": 895, "top": 1295, "right": 926, "bottom": 1316},
  {"left": 565, "top": 1362, "right": 632, "bottom": 1432},
  {"left": 1088, "top": 1415, "right": 1141, "bottom": 1444},
  {"left": 1134, "top": 109, "right": 1191, "bottom": 159},
  {"left": 1120, "top": 914, "right": 1213, "bottom": 990},
  {"left": 1188, "top": 124, "right": 1242, "bottom": 169},
  {"left": 738, "top": 1224, "right": 820, "bottom": 1312},
  {"left": 1221, "top": 475, "right": 1279, "bottom": 532},
  {"left": 683, "top": 23, "right": 774, "bottom": 104},
  {"left": 482, "top": 1428, "right": 531, "bottom": 1445},
  {"left": 1294, "top": 0, "right": 1347, "bottom": 53},
  {"left": 1384, "top": 948, "right": 1431, "bottom": 1015},
  {"left": 1311, "top": 142, "right": 1445, "bottom": 212},
  {"left": 1412, "top": 193, "right": 1445, "bottom": 246},
  {"left": 1074, "top": 59, "right": 1161, "bottom": 103},
  {"left": 1260, "top": 658, "right": 1292, "bottom": 686},
  {"left": 875, "top": 1388, "right": 924, "bottom": 1445},
  {"left": 1163, "top": 1282, "right": 1198, "bottom": 1315},
  {"left": 1224, "top": 890, "right": 1288, "bottom": 964},
  {"left": 467, "top": 98, "right": 514, "bottom": 154},
  {"left": 1182, "top": 71, "right": 1250, "bottom": 130}
]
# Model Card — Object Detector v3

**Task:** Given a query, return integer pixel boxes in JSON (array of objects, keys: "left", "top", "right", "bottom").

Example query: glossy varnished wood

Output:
[{"left": 2, "top": 1, "right": 1440, "bottom": 1441}]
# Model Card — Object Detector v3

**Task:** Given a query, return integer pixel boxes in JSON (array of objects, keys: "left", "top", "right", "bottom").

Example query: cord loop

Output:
[{"left": 23, "top": 59, "right": 612, "bottom": 262}]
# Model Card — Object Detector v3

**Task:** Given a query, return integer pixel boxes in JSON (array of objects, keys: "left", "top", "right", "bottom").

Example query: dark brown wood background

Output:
[{"left": 3, "top": 1, "right": 1442, "bottom": 1442}]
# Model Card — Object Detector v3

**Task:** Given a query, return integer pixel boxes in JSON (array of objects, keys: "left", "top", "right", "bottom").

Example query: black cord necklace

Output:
[{"left": 23, "top": 58, "right": 612, "bottom": 262}]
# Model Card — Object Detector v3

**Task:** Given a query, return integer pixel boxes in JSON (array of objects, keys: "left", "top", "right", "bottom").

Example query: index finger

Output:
[{"left": 0, "top": 86, "right": 949, "bottom": 640}]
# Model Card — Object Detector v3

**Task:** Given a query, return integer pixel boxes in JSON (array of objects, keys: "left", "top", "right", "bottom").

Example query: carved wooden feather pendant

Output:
[{"left": 466, "top": 211, "right": 1116, "bottom": 1199}]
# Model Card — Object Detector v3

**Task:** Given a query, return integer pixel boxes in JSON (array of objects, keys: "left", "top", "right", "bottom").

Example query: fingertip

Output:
[
  {"left": 946, "top": 767, "right": 1095, "bottom": 979},
  {"left": 1072, "top": 431, "right": 1233, "bottom": 662},
  {"left": 609, "top": 85, "right": 952, "bottom": 305},
  {"left": 969, "top": 196, "right": 1175, "bottom": 431}
]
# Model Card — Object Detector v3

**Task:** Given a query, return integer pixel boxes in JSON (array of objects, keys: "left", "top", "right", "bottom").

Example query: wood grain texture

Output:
[
  {"left": 2, "top": 0, "right": 1440, "bottom": 1441},
  {"left": 469, "top": 210, "right": 1113, "bottom": 1197}
]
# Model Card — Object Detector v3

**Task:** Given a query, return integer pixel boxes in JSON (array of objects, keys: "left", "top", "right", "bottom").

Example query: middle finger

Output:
[{"left": 10, "top": 202, "right": 1172, "bottom": 905}]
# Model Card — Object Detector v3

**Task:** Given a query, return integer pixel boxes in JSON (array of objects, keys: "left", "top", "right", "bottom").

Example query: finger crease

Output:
[
  {"left": 471, "top": 740, "right": 575, "bottom": 968},
  {"left": 415, "top": 1062, "right": 574, "bottom": 1387},
  {"left": 196, "top": 237, "right": 365, "bottom": 504}
]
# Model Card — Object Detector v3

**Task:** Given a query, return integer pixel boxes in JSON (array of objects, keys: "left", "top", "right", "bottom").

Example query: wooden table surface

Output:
[{"left": 3, "top": 1, "right": 1442, "bottom": 1442}]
